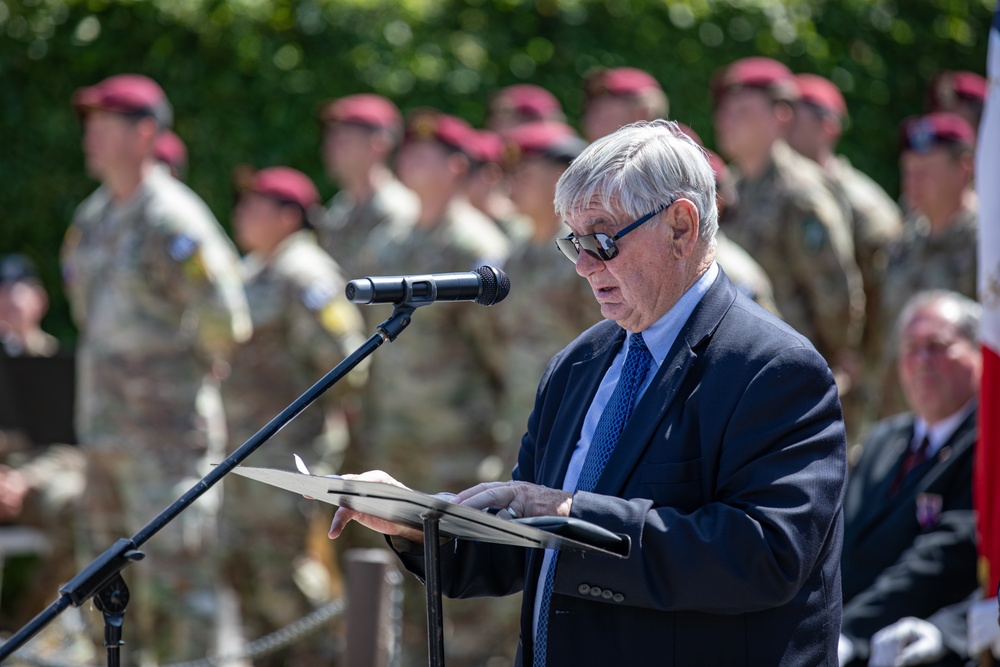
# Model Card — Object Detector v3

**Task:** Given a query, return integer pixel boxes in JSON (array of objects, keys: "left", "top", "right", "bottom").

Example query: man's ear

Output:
[{"left": 667, "top": 199, "right": 700, "bottom": 259}]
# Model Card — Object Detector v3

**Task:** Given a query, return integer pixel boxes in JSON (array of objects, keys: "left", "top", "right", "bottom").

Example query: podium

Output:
[{"left": 232, "top": 466, "right": 628, "bottom": 666}]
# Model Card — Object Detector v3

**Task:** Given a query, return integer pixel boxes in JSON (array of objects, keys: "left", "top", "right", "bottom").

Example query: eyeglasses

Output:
[{"left": 555, "top": 203, "right": 672, "bottom": 263}]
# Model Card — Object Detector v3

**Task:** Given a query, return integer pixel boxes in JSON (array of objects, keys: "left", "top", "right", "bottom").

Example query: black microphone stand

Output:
[{"left": 0, "top": 304, "right": 418, "bottom": 665}]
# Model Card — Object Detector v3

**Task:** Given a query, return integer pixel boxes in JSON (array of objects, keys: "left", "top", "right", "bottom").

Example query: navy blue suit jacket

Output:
[{"left": 396, "top": 270, "right": 848, "bottom": 666}]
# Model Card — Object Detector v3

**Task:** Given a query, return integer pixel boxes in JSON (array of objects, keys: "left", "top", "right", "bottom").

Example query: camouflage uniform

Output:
[
  {"left": 715, "top": 231, "right": 781, "bottom": 316},
  {"left": 826, "top": 155, "right": 904, "bottom": 439},
  {"left": 496, "top": 229, "right": 603, "bottom": 461},
  {"left": 221, "top": 229, "right": 365, "bottom": 665},
  {"left": 316, "top": 177, "right": 420, "bottom": 280},
  {"left": 723, "top": 140, "right": 865, "bottom": 366},
  {"left": 360, "top": 198, "right": 509, "bottom": 491},
  {"left": 61, "top": 164, "right": 251, "bottom": 664},
  {"left": 876, "top": 206, "right": 978, "bottom": 416}
]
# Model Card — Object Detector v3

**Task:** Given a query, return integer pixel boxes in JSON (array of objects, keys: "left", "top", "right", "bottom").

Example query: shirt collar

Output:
[{"left": 913, "top": 397, "right": 977, "bottom": 456}]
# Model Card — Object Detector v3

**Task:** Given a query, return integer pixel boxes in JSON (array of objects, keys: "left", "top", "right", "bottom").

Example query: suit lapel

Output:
[
  {"left": 537, "top": 327, "right": 625, "bottom": 489},
  {"left": 592, "top": 270, "right": 736, "bottom": 497},
  {"left": 896, "top": 408, "right": 978, "bottom": 496}
]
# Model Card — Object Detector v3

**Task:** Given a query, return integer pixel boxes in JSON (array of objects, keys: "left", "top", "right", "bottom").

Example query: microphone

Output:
[{"left": 345, "top": 266, "right": 511, "bottom": 306}]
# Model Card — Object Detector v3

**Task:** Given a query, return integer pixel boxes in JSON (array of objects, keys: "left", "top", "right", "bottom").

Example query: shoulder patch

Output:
[
  {"left": 319, "top": 299, "right": 363, "bottom": 337},
  {"left": 169, "top": 233, "right": 199, "bottom": 261},
  {"left": 801, "top": 216, "right": 828, "bottom": 252},
  {"left": 302, "top": 283, "right": 335, "bottom": 312}
]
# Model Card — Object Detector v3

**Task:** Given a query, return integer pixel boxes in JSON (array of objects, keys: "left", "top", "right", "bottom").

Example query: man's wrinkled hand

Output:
[
  {"left": 324, "top": 470, "right": 424, "bottom": 543},
  {"left": 451, "top": 480, "right": 572, "bottom": 520}
]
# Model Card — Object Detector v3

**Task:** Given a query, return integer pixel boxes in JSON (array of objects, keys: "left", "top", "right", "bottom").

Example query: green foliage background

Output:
[{"left": 1, "top": 0, "right": 993, "bottom": 344}]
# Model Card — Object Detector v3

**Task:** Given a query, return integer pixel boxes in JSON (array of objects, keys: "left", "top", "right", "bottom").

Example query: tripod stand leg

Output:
[
  {"left": 423, "top": 513, "right": 445, "bottom": 667},
  {"left": 93, "top": 572, "right": 130, "bottom": 667}
]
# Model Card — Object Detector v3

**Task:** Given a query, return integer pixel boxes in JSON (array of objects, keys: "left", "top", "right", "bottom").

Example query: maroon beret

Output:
[
  {"left": 927, "top": 70, "right": 988, "bottom": 111},
  {"left": 502, "top": 121, "right": 586, "bottom": 165},
  {"left": 900, "top": 112, "right": 976, "bottom": 153},
  {"left": 73, "top": 74, "right": 172, "bottom": 127},
  {"left": 711, "top": 57, "right": 798, "bottom": 106},
  {"left": 492, "top": 84, "right": 563, "bottom": 120},
  {"left": 469, "top": 130, "right": 505, "bottom": 164},
  {"left": 319, "top": 94, "right": 402, "bottom": 133},
  {"left": 404, "top": 108, "right": 478, "bottom": 156},
  {"left": 154, "top": 130, "right": 188, "bottom": 174},
  {"left": 584, "top": 67, "right": 662, "bottom": 99},
  {"left": 795, "top": 74, "right": 847, "bottom": 119},
  {"left": 249, "top": 167, "right": 320, "bottom": 209}
]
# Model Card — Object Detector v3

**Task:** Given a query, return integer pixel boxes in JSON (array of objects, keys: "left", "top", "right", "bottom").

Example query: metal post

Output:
[
  {"left": 344, "top": 549, "right": 402, "bottom": 667},
  {"left": 423, "top": 513, "right": 445, "bottom": 667}
]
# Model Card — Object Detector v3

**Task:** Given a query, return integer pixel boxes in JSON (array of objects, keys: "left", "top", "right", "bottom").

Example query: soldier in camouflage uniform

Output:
[
  {"left": 787, "top": 73, "right": 904, "bottom": 443},
  {"left": 361, "top": 109, "right": 515, "bottom": 664},
  {"left": 877, "top": 113, "right": 978, "bottom": 417},
  {"left": 363, "top": 109, "right": 510, "bottom": 491},
  {"left": 0, "top": 255, "right": 59, "bottom": 358},
  {"left": 926, "top": 69, "right": 988, "bottom": 135},
  {"left": 676, "top": 124, "right": 782, "bottom": 316},
  {"left": 496, "top": 121, "right": 601, "bottom": 461},
  {"left": 222, "top": 167, "right": 366, "bottom": 666},
  {"left": 465, "top": 128, "right": 533, "bottom": 243},
  {"left": 61, "top": 75, "right": 251, "bottom": 665},
  {"left": 712, "top": 58, "right": 865, "bottom": 375},
  {"left": 315, "top": 94, "right": 420, "bottom": 279}
]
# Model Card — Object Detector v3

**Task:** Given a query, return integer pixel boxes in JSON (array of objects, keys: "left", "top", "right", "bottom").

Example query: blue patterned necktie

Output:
[{"left": 533, "top": 333, "right": 653, "bottom": 667}]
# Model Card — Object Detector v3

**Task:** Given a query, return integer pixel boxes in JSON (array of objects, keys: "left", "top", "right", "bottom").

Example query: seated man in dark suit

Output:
[
  {"left": 325, "top": 120, "right": 848, "bottom": 666},
  {"left": 838, "top": 290, "right": 982, "bottom": 666}
]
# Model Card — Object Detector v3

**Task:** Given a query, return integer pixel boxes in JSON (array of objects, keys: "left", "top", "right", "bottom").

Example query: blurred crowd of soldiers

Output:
[{"left": 0, "top": 56, "right": 986, "bottom": 666}]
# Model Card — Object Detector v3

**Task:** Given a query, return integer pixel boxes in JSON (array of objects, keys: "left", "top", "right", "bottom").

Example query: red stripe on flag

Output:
[{"left": 976, "top": 345, "right": 1000, "bottom": 595}]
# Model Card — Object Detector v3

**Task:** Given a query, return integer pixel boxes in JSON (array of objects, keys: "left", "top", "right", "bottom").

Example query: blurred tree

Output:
[{"left": 1, "top": 0, "right": 990, "bottom": 344}]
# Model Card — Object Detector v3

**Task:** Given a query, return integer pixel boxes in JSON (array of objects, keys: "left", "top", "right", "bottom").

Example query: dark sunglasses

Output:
[{"left": 555, "top": 202, "right": 672, "bottom": 263}]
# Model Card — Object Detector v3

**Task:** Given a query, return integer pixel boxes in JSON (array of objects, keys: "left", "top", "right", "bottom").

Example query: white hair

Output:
[{"left": 554, "top": 119, "right": 718, "bottom": 245}]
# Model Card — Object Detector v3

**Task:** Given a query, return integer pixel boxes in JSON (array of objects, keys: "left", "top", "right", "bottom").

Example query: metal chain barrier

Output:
[{"left": 5, "top": 597, "right": 346, "bottom": 667}]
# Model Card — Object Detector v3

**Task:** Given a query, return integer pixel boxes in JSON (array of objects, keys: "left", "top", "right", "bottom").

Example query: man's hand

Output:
[
  {"left": 451, "top": 480, "right": 572, "bottom": 519},
  {"left": 869, "top": 617, "right": 945, "bottom": 666},
  {"left": 967, "top": 597, "right": 1000, "bottom": 657},
  {"left": 325, "top": 471, "right": 424, "bottom": 542}
]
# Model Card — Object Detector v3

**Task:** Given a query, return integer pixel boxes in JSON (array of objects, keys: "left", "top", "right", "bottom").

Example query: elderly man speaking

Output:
[{"left": 327, "top": 120, "right": 848, "bottom": 666}]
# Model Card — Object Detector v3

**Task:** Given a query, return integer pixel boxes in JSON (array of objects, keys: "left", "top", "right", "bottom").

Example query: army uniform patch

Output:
[
  {"left": 302, "top": 284, "right": 335, "bottom": 312},
  {"left": 916, "top": 492, "right": 943, "bottom": 530},
  {"left": 169, "top": 233, "right": 198, "bottom": 261},
  {"left": 802, "top": 216, "right": 827, "bottom": 252},
  {"left": 319, "top": 300, "right": 362, "bottom": 337}
]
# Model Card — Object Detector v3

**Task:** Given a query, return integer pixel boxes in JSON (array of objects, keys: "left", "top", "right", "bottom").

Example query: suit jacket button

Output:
[
  {"left": 601, "top": 589, "right": 613, "bottom": 600},
  {"left": 589, "top": 587, "right": 603, "bottom": 597},
  {"left": 612, "top": 593, "right": 624, "bottom": 603},
  {"left": 578, "top": 584, "right": 590, "bottom": 595}
]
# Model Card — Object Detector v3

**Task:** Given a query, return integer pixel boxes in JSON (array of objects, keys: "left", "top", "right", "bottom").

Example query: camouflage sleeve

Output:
[
  {"left": 60, "top": 222, "right": 89, "bottom": 330},
  {"left": 783, "top": 192, "right": 866, "bottom": 359},
  {"left": 146, "top": 222, "right": 252, "bottom": 359},
  {"left": 289, "top": 280, "right": 368, "bottom": 388}
]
